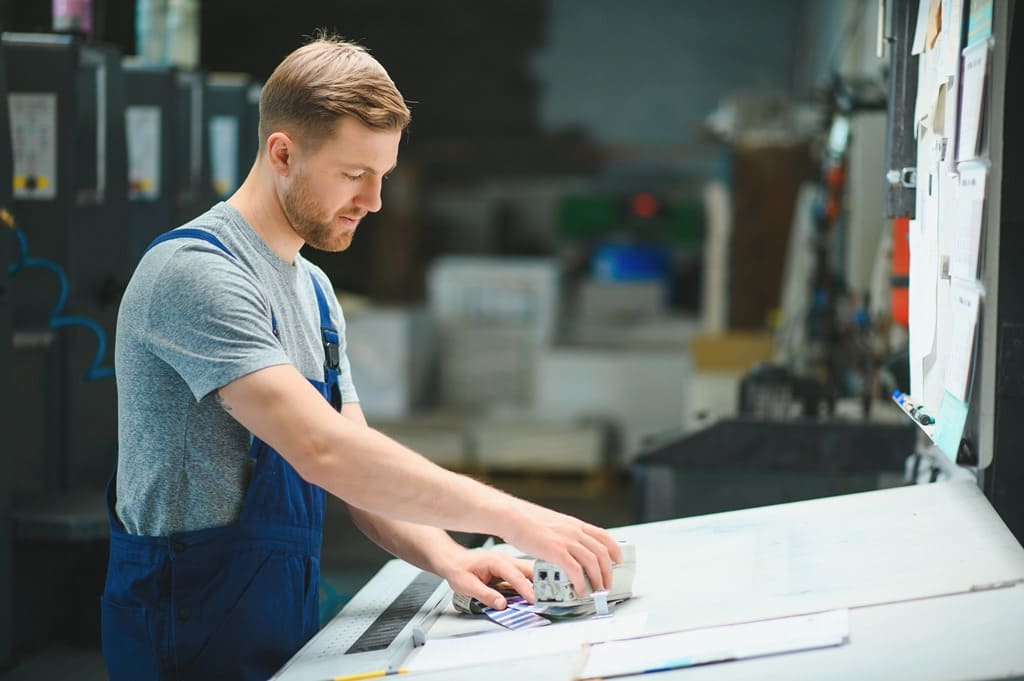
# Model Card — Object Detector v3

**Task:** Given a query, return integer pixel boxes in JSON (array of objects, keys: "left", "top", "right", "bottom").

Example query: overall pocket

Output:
[
  {"left": 178, "top": 551, "right": 312, "bottom": 681},
  {"left": 101, "top": 598, "right": 162, "bottom": 680}
]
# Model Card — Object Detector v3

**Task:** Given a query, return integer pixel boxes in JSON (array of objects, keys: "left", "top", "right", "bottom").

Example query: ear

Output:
[{"left": 266, "top": 132, "right": 295, "bottom": 176}]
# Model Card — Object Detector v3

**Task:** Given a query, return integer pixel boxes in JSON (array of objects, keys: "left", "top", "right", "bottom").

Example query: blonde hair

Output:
[{"left": 258, "top": 33, "right": 410, "bottom": 152}]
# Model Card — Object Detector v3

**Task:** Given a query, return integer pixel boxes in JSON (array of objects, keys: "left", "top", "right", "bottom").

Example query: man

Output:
[{"left": 101, "top": 35, "right": 622, "bottom": 680}]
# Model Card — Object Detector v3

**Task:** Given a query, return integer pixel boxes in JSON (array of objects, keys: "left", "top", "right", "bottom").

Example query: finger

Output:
[
  {"left": 579, "top": 532, "right": 613, "bottom": 591},
  {"left": 489, "top": 556, "right": 535, "bottom": 603},
  {"left": 452, "top": 574, "right": 509, "bottom": 611},
  {"left": 559, "top": 550, "right": 589, "bottom": 599},
  {"left": 570, "top": 541, "right": 605, "bottom": 593},
  {"left": 583, "top": 524, "right": 623, "bottom": 564},
  {"left": 513, "top": 558, "right": 535, "bottom": 580}
]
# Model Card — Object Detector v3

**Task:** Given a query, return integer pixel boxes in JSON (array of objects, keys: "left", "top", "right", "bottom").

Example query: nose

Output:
[{"left": 354, "top": 175, "right": 383, "bottom": 214}]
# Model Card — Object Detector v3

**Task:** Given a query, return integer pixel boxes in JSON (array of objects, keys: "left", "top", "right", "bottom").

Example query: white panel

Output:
[
  {"left": 126, "top": 105, "right": 162, "bottom": 201},
  {"left": 9, "top": 93, "right": 58, "bottom": 200}
]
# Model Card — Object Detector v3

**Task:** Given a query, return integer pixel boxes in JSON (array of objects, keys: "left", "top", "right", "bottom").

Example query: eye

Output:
[{"left": 344, "top": 172, "right": 365, "bottom": 181}]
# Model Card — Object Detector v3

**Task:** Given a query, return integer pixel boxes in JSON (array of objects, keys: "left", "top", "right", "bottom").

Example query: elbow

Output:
[{"left": 288, "top": 427, "right": 336, "bottom": 486}]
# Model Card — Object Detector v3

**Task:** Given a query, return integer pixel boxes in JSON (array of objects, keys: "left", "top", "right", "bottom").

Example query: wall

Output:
[{"left": 533, "top": 0, "right": 804, "bottom": 146}]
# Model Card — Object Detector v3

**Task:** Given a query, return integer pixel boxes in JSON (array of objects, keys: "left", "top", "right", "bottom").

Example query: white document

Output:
[
  {"left": 949, "top": 163, "right": 988, "bottom": 280},
  {"left": 943, "top": 282, "right": 981, "bottom": 402},
  {"left": 912, "top": 0, "right": 930, "bottom": 54},
  {"left": 957, "top": 42, "right": 989, "bottom": 161},
  {"left": 209, "top": 114, "right": 240, "bottom": 198},
  {"left": 574, "top": 609, "right": 849, "bottom": 680},
  {"left": 126, "top": 106, "right": 162, "bottom": 201},
  {"left": 405, "top": 613, "right": 647, "bottom": 673},
  {"left": 908, "top": 213, "right": 939, "bottom": 399},
  {"left": 939, "top": 0, "right": 965, "bottom": 78},
  {"left": 915, "top": 48, "right": 940, "bottom": 133}
]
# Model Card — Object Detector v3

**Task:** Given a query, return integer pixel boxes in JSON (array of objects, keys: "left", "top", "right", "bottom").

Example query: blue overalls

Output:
[{"left": 101, "top": 229, "right": 342, "bottom": 680}]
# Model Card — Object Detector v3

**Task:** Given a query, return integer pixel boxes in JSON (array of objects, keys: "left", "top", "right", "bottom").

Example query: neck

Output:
[{"left": 227, "top": 160, "right": 304, "bottom": 265}]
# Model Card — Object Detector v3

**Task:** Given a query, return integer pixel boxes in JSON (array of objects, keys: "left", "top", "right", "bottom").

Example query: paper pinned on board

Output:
[
  {"left": 926, "top": 0, "right": 943, "bottom": 49},
  {"left": 943, "top": 282, "right": 981, "bottom": 402},
  {"left": 957, "top": 41, "right": 989, "bottom": 162},
  {"left": 912, "top": 0, "right": 930, "bottom": 54},
  {"left": 573, "top": 610, "right": 850, "bottom": 680},
  {"left": 939, "top": 0, "right": 965, "bottom": 78},
  {"left": 935, "top": 391, "right": 971, "bottom": 461},
  {"left": 908, "top": 213, "right": 939, "bottom": 399},
  {"left": 967, "top": 0, "right": 993, "bottom": 46},
  {"left": 949, "top": 164, "right": 988, "bottom": 281}
]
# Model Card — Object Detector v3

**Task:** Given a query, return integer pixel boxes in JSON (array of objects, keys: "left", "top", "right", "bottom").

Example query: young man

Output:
[{"left": 102, "top": 35, "right": 622, "bottom": 680}]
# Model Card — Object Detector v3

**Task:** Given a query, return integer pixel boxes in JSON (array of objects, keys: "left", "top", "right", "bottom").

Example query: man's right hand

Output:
[{"left": 498, "top": 500, "right": 624, "bottom": 600}]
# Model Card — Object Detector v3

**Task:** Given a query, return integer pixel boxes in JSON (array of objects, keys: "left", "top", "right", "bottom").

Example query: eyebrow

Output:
[{"left": 341, "top": 162, "right": 398, "bottom": 176}]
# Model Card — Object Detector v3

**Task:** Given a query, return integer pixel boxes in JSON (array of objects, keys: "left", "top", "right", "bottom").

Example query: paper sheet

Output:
[
  {"left": 939, "top": 0, "right": 965, "bottom": 78},
  {"left": 926, "top": 0, "right": 943, "bottom": 49},
  {"left": 957, "top": 41, "right": 989, "bottom": 162},
  {"left": 935, "top": 391, "right": 971, "bottom": 460},
  {"left": 949, "top": 164, "right": 987, "bottom": 280},
  {"left": 405, "top": 613, "right": 647, "bottom": 673},
  {"left": 574, "top": 610, "right": 849, "bottom": 680},
  {"left": 915, "top": 48, "right": 940, "bottom": 132},
  {"left": 943, "top": 282, "right": 980, "bottom": 401},
  {"left": 967, "top": 0, "right": 993, "bottom": 46},
  {"left": 912, "top": 0, "right": 929, "bottom": 54}
]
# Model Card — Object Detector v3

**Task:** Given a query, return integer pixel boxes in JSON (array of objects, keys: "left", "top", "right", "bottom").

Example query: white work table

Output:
[{"left": 275, "top": 481, "right": 1024, "bottom": 681}]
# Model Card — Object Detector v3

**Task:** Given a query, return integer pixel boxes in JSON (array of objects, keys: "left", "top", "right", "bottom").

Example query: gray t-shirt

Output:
[{"left": 114, "top": 202, "right": 358, "bottom": 536}]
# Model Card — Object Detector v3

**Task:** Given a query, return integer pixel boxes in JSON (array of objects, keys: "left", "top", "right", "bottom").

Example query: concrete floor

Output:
[{"left": 2, "top": 473, "right": 635, "bottom": 680}]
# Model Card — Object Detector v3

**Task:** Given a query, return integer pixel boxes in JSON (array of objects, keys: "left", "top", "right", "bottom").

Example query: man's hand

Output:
[
  {"left": 499, "top": 502, "right": 623, "bottom": 602},
  {"left": 439, "top": 550, "right": 535, "bottom": 611}
]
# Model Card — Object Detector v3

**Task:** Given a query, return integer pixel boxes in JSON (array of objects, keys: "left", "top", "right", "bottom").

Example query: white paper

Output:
[
  {"left": 908, "top": 212, "right": 939, "bottom": 399},
  {"left": 915, "top": 48, "right": 940, "bottom": 132},
  {"left": 8, "top": 93, "right": 58, "bottom": 200},
  {"left": 912, "top": 0, "right": 930, "bottom": 54},
  {"left": 943, "top": 67, "right": 961, "bottom": 174},
  {"left": 406, "top": 613, "right": 647, "bottom": 673},
  {"left": 957, "top": 42, "right": 989, "bottom": 161},
  {"left": 209, "top": 114, "right": 240, "bottom": 198},
  {"left": 943, "top": 283, "right": 981, "bottom": 401},
  {"left": 939, "top": 0, "right": 965, "bottom": 78},
  {"left": 126, "top": 106, "right": 162, "bottom": 201},
  {"left": 576, "top": 610, "right": 849, "bottom": 680},
  {"left": 949, "top": 164, "right": 988, "bottom": 280}
]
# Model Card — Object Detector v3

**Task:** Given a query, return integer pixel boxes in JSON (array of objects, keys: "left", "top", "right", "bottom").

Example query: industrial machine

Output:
[
  {"left": 174, "top": 68, "right": 214, "bottom": 223},
  {"left": 122, "top": 59, "right": 181, "bottom": 262},
  {"left": 205, "top": 72, "right": 257, "bottom": 201},
  {"left": 2, "top": 31, "right": 127, "bottom": 655},
  {"left": 0, "top": 37, "right": 15, "bottom": 671}
]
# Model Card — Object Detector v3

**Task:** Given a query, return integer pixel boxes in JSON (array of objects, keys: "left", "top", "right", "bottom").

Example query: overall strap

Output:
[
  {"left": 308, "top": 272, "right": 342, "bottom": 411},
  {"left": 144, "top": 228, "right": 281, "bottom": 339},
  {"left": 144, "top": 228, "right": 235, "bottom": 259}
]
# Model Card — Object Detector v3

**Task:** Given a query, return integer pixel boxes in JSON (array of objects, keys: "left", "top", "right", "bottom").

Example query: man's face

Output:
[{"left": 280, "top": 116, "right": 401, "bottom": 252}]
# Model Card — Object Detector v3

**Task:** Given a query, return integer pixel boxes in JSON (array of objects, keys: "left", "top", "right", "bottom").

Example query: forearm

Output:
[
  {"left": 347, "top": 504, "right": 465, "bottom": 575},
  {"left": 308, "top": 422, "right": 523, "bottom": 538},
  {"left": 218, "top": 369, "right": 620, "bottom": 597}
]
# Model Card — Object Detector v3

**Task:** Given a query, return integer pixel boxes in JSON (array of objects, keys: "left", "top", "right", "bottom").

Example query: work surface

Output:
[{"left": 277, "top": 481, "right": 1024, "bottom": 680}]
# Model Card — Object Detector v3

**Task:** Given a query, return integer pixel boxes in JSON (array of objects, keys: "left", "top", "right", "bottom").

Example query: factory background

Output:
[{"left": 0, "top": 0, "right": 1019, "bottom": 678}]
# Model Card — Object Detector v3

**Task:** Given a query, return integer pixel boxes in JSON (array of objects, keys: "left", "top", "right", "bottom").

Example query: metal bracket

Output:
[{"left": 886, "top": 167, "right": 917, "bottom": 188}]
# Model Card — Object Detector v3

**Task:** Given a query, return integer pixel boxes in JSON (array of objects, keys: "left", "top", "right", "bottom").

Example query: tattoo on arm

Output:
[{"left": 215, "top": 391, "right": 233, "bottom": 412}]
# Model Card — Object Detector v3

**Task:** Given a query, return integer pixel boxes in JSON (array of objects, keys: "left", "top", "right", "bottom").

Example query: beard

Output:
[{"left": 280, "top": 170, "right": 361, "bottom": 252}]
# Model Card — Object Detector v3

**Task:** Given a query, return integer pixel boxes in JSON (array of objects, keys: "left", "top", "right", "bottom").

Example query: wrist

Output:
[{"left": 423, "top": 534, "right": 466, "bottom": 579}]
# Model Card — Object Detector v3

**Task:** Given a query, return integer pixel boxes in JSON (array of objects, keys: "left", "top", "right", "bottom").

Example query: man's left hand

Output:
[{"left": 439, "top": 549, "right": 534, "bottom": 611}]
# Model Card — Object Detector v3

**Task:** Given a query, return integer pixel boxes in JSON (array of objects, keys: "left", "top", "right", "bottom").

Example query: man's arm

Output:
[
  {"left": 340, "top": 403, "right": 535, "bottom": 608},
  {"left": 217, "top": 364, "right": 622, "bottom": 597}
]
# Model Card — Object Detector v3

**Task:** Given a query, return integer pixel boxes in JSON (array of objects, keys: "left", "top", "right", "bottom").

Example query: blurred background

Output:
[{"left": 0, "top": 0, "right": 927, "bottom": 677}]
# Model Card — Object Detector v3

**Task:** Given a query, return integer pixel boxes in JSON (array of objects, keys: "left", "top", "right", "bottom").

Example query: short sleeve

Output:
[{"left": 143, "top": 245, "right": 293, "bottom": 401}]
